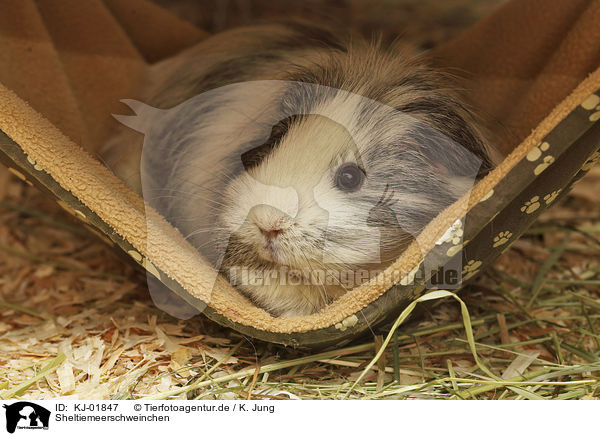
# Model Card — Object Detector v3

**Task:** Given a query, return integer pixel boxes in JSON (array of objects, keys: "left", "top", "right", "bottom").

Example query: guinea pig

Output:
[{"left": 102, "top": 22, "right": 498, "bottom": 318}]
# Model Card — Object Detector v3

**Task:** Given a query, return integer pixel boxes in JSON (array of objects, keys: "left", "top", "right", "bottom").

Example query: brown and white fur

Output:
[{"left": 102, "top": 22, "right": 497, "bottom": 317}]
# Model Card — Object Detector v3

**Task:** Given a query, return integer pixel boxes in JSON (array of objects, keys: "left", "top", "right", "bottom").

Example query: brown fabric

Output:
[
  {"left": 1, "top": 0, "right": 206, "bottom": 153},
  {"left": 103, "top": 0, "right": 208, "bottom": 63},
  {"left": 433, "top": 0, "right": 600, "bottom": 155},
  {"left": 0, "top": 0, "right": 598, "bottom": 335},
  {"left": 0, "top": 0, "right": 86, "bottom": 145},
  {"left": 34, "top": 0, "right": 147, "bottom": 151}
]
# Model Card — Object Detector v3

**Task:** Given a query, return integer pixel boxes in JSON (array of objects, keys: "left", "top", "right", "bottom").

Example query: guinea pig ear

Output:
[{"left": 112, "top": 99, "right": 164, "bottom": 134}]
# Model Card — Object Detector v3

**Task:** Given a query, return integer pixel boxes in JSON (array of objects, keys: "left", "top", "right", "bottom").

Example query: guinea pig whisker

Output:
[
  {"left": 170, "top": 164, "right": 238, "bottom": 185},
  {"left": 148, "top": 186, "right": 225, "bottom": 195},
  {"left": 147, "top": 187, "right": 231, "bottom": 204},
  {"left": 183, "top": 227, "right": 231, "bottom": 241},
  {"left": 316, "top": 282, "right": 330, "bottom": 308},
  {"left": 311, "top": 258, "right": 352, "bottom": 293},
  {"left": 183, "top": 226, "right": 230, "bottom": 233},
  {"left": 294, "top": 247, "right": 351, "bottom": 298},
  {"left": 162, "top": 215, "right": 221, "bottom": 223},
  {"left": 146, "top": 193, "right": 226, "bottom": 206},
  {"left": 319, "top": 238, "right": 379, "bottom": 265}
]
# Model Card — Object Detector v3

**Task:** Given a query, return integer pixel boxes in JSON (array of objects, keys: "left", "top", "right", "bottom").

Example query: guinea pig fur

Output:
[{"left": 102, "top": 22, "right": 498, "bottom": 318}]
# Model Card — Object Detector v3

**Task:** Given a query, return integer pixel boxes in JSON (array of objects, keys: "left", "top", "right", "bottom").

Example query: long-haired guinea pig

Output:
[{"left": 102, "top": 22, "right": 499, "bottom": 318}]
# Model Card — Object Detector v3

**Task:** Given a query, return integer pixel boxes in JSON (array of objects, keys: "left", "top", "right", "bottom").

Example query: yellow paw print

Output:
[
  {"left": 526, "top": 142, "right": 555, "bottom": 175},
  {"left": 446, "top": 239, "right": 470, "bottom": 257},
  {"left": 543, "top": 189, "right": 561, "bottom": 205},
  {"left": 581, "top": 94, "right": 600, "bottom": 122},
  {"left": 56, "top": 200, "right": 87, "bottom": 221},
  {"left": 581, "top": 151, "right": 600, "bottom": 172},
  {"left": 143, "top": 257, "right": 161, "bottom": 280},
  {"left": 479, "top": 189, "right": 494, "bottom": 203},
  {"left": 520, "top": 196, "right": 541, "bottom": 214},
  {"left": 335, "top": 314, "right": 358, "bottom": 331},
  {"left": 526, "top": 141, "right": 549, "bottom": 161},
  {"left": 128, "top": 249, "right": 143, "bottom": 262},
  {"left": 26, "top": 155, "right": 44, "bottom": 171},
  {"left": 462, "top": 260, "right": 483, "bottom": 280},
  {"left": 493, "top": 231, "right": 513, "bottom": 248},
  {"left": 534, "top": 155, "right": 555, "bottom": 175},
  {"left": 436, "top": 219, "right": 464, "bottom": 246}
]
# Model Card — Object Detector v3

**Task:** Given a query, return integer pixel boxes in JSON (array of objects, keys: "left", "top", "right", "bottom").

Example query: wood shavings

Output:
[{"left": 0, "top": 179, "right": 244, "bottom": 399}]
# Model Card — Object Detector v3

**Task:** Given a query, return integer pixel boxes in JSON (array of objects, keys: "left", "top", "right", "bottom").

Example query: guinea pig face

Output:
[
  {"left": 217, "top": 95, "right": 484, "bottom": 278},
  {"left": 218, "top": 113, "right": 412, "bottom": 274},
  {"left": 219, "top": 115, "right": 347, "bottom": 271}
]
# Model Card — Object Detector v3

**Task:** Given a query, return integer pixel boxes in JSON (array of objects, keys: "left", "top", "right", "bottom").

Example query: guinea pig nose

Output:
[{"left": 259, "top": 227, "right": 282, "bottom": 240}]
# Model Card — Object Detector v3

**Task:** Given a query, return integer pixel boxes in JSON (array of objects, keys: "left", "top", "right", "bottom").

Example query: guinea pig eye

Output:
[{"left": 335, "top": 163, "right": 365, "bottom": 192}]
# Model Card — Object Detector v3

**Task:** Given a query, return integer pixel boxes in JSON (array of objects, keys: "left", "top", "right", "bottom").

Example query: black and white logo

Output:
[{"left": 3, "top": 402, "right": 50, "bottom": 434}]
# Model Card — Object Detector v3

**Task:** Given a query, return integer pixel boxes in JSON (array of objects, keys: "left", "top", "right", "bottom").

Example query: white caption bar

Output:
[{"left": 0, "top": 400, "right": 596, "bottom": 435}]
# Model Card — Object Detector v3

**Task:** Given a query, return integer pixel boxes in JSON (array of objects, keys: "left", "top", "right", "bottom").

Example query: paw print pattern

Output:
[
  {"left": 581, "top": 93, "right": 600, "bottom": 122},
  {"left": 143, "top": 257, "right": 161, "bottom": 280},
  {"left": 57, "top": 200, "right": 87, "bottom": 221},
  {"left": 479, "top": 189, "right": 494, "bottom": 203},
  {"left": 493, "top": 231, "right": 513, "bottom": 247},
  {"left": 520, "top": 196, "right": 541, "bottom": 214},
  {"left": 581, "top": 151, "right": 600, "bottom": 172},
  {"left": 436, "top": 220, "right": 469, "bottom": 258},
  {"left": 128, "top": 250, "right": 143, "bottom": 262},
  {"left": 26, "top": 155, "right": 44, "bottom": 171},
  {"left": 446, "top": 240, "right": 470, "bottom": 257},
  {"left": 127, "top": 249, "right": 160, "bottom": 279},
  {"left": 462, "top": 260, "right": 483, "bottom": 281},
  {"left": 335, "top": 314, "right": 358, "bottom": 331},
  {"left": 534, "top": 155, "right": 555, "bottom": 175},
  {"left": 436, "top": 219, "right": 463, "bottom": 245},
  {"left": 543, "top": 189, "right": 561, "bottom": 205},
  {"left": 526, "top": 141, "right": 555, "bottom": 175},
  {"left": 526, "top": 141, "right": 549, "bottom": 161}
]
